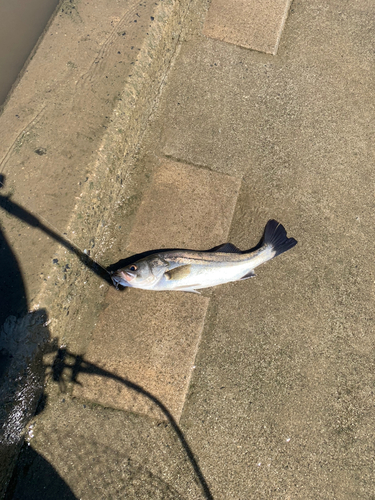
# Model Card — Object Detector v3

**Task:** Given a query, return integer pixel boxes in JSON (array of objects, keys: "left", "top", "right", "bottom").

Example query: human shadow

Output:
[
  {"left": 44, "top": 347, "right": 214, "bottom": 500},
  {"left": 0, "top": 175, "right": 77, "bottom": 498},
  {"left": 5, "top": 445, "right": 77, "bottom": 500}
]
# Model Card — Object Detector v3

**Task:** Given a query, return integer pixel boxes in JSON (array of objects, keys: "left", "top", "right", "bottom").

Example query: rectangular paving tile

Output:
[
  {"left": 128, "top": 158, "right": 241, "bottom": 252},
  {"left": 203, "top": 0, "right": 292, "bottom": 55},
  {"left": 74, "top": 287, "right": 209, "bottom": 421},
  {"left": 74, "top": 158, "right": 241, "bottom": 421}
]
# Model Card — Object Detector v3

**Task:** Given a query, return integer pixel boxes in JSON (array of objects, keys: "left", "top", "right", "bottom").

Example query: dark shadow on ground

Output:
[
  {"left": 4, "top": 445, "right": 77, "bottom": 500},
  {"left": 0, "top": 176, "right": 213, "bottom": 499},
  {"left": 0, "top": 211, "right": 27, "bottom": 329},
  {"left": 6, "top": 347, "right": 214, "bottom": 499},
  {"left": 0, "top": 175, "right": 77, "bottom": 498},
  {"left": 45, "top": 347, "right": 214, "bottom": 500}
]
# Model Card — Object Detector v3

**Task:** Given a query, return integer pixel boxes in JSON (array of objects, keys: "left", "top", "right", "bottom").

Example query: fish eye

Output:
[{"left": 129, "top": 265, "right": 137, "bottom": 272}]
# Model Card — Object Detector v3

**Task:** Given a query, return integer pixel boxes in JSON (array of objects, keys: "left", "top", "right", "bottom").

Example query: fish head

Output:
[{"left": 111, "top": 255, "right": 167, "bottom": 290}]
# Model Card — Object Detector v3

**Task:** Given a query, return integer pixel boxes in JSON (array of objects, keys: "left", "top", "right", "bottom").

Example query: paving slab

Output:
[
  {"left": 74, "top": 287, "right": 209, "bottom": 421},
  {"left": 203, "top": 0, "right": 292, "bottom": 55},
  {"left": 75, "top": 159, "right": 241, "bottom": 421},
  {"left": 128, "top": 159, "right": 242, "bottom": 252}
]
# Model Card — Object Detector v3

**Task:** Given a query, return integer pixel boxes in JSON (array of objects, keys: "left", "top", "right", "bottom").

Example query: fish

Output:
[{"left": 111, "top": 219, "right": 297, "bottom": 293}]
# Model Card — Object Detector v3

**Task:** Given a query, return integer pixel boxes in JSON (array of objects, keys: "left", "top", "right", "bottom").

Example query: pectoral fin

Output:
[
  {"left": 164, "top": 264, "right": 192, "bottom": 281},
  {"left": 240, "top": 270, "right": 256, "bottom": 280}
]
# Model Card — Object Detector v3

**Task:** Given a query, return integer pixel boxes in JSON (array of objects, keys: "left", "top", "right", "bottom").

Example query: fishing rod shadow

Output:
[
  {"left": 0, "top": 175, "right": 112, "bottom": 286},
  {"left": 46, "top": 347, "right": 214, "bottom": 500}
]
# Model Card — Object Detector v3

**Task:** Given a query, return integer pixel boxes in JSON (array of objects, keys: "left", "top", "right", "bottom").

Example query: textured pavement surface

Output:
[
  {"left": 3, "top": 0, "right": 375, "bottom": 498},
  {"left": 203, "top": 0, "right": 292, "bottom": 54}
]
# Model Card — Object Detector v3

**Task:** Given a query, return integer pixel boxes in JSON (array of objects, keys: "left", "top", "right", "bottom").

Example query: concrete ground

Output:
[{"left": 2, "top": 0, "right": 375, "bottom": 498}]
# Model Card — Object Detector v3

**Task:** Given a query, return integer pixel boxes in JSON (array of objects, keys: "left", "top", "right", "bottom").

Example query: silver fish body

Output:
[{"left": 111, "top": 220, "right": 297, "bottom": 293}]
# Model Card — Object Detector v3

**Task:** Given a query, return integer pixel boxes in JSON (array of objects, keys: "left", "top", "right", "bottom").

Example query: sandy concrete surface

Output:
[
  {"left": 3, "top": 0, "right": 375, "bottom": 498},
  {"left": 203, "top": 0, "right": 292, "bottom": 54},
  {"left": 0, "top": 0, "right": 192, "bottom": 494}
]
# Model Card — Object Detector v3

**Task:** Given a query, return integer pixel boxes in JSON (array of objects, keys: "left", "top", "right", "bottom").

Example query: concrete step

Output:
[
  {"left": 74, "top": 158, "right": 241, "bottom": 422},
  {"left": 203, "top": 0, "right": 292, "bottom": 55}
]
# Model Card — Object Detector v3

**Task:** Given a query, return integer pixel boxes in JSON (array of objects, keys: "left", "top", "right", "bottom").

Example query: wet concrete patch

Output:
[
  {"left": 0, "top": 0, "right": 60, "bottom": 107},
  {"left": 202, "top": 0, "right": 292, "bottom": 55}
]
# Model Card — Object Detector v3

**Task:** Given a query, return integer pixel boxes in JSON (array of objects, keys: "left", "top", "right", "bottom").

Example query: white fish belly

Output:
[
  {"left": 163, "top": 258, "right": 263, "bottom": 290},
  {"left": 189, "top": 263, "right": 249, "bottom": 289},
  {"left": 192, "top": 246, "right": 276, "bottom": 289},
  {"left": 154, "top": 245, "right": 276, "bottom": 291}
]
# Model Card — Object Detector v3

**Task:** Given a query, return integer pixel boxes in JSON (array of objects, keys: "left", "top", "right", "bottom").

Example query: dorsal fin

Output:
[{"left": 214, "top": 243, "right": 242, "bottom": 254}]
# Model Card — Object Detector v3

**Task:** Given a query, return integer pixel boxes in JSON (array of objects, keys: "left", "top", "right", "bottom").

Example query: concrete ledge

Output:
[{"left": 0, "top": 0, "right": 191, "bottom": 494}]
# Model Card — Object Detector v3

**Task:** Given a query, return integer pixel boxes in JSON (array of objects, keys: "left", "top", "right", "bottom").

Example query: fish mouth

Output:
[{"left": 111, "top": 271, "right": 134, "bottom": 289}]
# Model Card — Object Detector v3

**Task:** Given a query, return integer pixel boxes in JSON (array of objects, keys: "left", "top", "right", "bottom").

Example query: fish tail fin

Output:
[{"left": 262, "top": 220, "right": 297, "bottom": 257}]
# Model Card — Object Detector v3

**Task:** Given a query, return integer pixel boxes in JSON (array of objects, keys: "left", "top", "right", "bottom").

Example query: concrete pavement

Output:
[{"left": 3, "top": 0, "right": 375, "bottom": 498}]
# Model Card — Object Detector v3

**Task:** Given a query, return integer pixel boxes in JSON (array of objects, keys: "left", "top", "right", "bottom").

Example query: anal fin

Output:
[
  {"left": 173, "top": 285, "right": 201, "bottom": 294},
  {"left": 240, "top": 270, "right": 256, "bottom": 280}
]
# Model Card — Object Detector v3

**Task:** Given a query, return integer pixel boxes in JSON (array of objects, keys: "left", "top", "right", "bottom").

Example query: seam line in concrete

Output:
[
  {"left": 274, "top": 0, "right": 293, "bottom": 54},
  {"left": 164, "top": 154, "right": 245, "bottom": 179}
]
